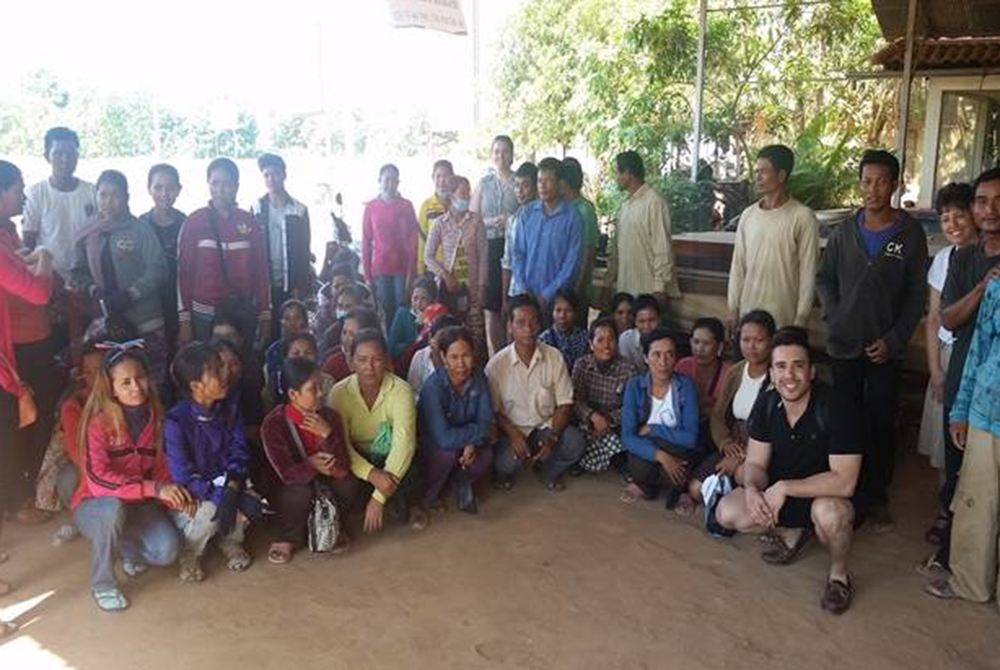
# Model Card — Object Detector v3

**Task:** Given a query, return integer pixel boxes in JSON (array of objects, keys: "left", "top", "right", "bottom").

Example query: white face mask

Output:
[
  {"left": 335, "top": 308, "right": 348, "bottom": 319},
  {"left": 451, "top": 198, "right": 470, "bottom": 212}
]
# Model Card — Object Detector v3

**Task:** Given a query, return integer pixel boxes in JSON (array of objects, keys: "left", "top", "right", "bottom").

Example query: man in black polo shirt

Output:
[{"left": 714, "top": 327, "right": 863, "bottom": 614}]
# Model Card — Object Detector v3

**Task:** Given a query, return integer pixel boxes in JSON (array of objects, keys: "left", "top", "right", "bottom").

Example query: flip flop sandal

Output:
[
  {"left": 92, "top": 588, "right": 129, "bottom": 612},
  {"left": 178, "top": 556, "right": 205, "bottom": 582},
  {"left": 544, "top": 478, "right": 566, "bottom": 493},
  {"left": 122, "top": 559, "right": 149, "bottom": 578},
  {"left": 223, "top": 546, "right": 252, "bottom": 572},
  {"left": 761, "top": 529, "right": 814, "bottom": 565},
  {"left": 268, "top": 543, "right": 294, "bottom": 565},
  {"left": 409, "top": 507, "right": 430, "bottom": 531},
  {"left": 820, "top": 576, "right": 853, "bottom": 615},
  {"left": 924, "top": 513, "right": 950, "bottom": 545},
  {"left": 620, "top": 483, "right": 646, "bottom": 504},
  {"left": 673, "top": 493, "right": 698, "bottom": 517}
]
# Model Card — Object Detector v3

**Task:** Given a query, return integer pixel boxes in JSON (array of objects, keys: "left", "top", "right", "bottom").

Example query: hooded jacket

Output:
[
  {"left": 164, "top": 398, "right": 249, "bottom": 506},
  {"left": 815, "top": 210, "right": 928, "bottom": 359}
]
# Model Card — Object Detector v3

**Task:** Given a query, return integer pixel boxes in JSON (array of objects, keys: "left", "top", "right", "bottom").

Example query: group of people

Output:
[{"left": 0, "top": 125, "right": 999, "bottom": 628}]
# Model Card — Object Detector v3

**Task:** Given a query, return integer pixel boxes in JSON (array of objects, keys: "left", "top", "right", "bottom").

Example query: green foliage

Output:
[
  {"left": 785, "top": 115, "right": 857, "bottom": 211},
  {"left": 599, "top": 173, "right": 714, "bottom": 236},
  {"left": 493, "top": 0, "right": 894, "bottom": 213}
]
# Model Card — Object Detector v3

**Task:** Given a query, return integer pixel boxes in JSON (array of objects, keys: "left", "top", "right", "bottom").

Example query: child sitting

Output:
[
  {"left": 388, "top": 276, "right": 437, "bottom": 360},
  {"left": 264, "top": 299, "right": 310, "bottom": 398},
  {"left": 166, "top": 343, "right": 260, "bottom": 582}
]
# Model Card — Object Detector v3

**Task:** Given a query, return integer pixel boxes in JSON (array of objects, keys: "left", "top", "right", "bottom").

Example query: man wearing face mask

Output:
[
  {"left": 417, "top": 160, "right": 454, "bottom": 276},
  {"left": 511, "top": 158, "right": 583, "bottom": 323},
  {"left": 424, "top": 175, "right": 488, "bottom": 360},
  {"left": 362, "top": 164, "right": 418, "bottom": 324}
]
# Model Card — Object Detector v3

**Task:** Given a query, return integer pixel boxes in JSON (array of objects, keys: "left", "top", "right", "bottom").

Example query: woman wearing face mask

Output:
[{"left": 425, "top": 176, "right": 487, "bottom": 362}]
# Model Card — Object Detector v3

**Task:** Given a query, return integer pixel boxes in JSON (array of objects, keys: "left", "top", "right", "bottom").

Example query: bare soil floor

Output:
[{"left": 0, "top": 453, "right": 996, "bottom": 670}]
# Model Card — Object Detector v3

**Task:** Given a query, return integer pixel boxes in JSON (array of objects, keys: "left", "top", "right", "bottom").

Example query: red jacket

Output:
[
  {"left": 0, "top": 225, "right": 51, "bottom": 396},
  {"left": 261, "top": 404, "right": 350, "bottom": 486},
  {"left": 77, "top": 411, "right": 172, "bottom": 509},
  {"left": 176, "top": 205, "right": 271, "bottom": 323},
  {"left": 362, "top": 197, "right": 418, "bottom": 279}
]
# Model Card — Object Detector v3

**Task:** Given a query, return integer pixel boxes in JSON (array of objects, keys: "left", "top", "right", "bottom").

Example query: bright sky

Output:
[{"left": 3, "top": 0, "right": 518, "bottom": 131}]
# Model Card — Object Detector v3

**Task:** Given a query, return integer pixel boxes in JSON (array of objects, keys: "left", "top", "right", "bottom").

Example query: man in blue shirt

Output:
[{"left": 512, "top": 157, "right": 583, "bottom": 318}]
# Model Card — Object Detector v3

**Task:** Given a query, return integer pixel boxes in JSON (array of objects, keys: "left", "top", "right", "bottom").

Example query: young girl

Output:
[
  {"left": 261, "top": 357, "right": 359, "bottom": 563},
  {"left": 539, "top": 288, "right": 589, "bottom": 374},
  {"left": 166, "top": 343, "right": 258, "bottom": 582},
  {"left": 388, "top": 276, "right": 437, "bottom": 360},
  {"left": 264, "top": 299, "right": 310, "bottom": 398},
  {"left": 73, "top": 345, "right": 188, "bottom": 612},
  {"left": 609, "top": 292, "right": 635, "bottom": 336},
  {"left": 34, "top": 340, "right": 103, "bottom": 543}
]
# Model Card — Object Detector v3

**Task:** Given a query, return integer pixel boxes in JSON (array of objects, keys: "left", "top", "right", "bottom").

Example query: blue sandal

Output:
[{"left": 92, "top": 588, "right": 129, "bottom": 612}]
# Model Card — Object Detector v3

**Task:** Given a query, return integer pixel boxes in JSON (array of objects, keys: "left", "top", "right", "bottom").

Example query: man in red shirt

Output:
[
  {"left": 177, "top": 158, "right": 271, "bottom": 351},
  {"left": 362, "top": 164, "right": 418, "bottom": 324}
]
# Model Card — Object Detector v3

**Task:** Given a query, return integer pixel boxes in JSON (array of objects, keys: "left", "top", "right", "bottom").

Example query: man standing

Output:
[
  {"left": 23, "top": 127, "right": 97, "bottom": 281},
  {"left": 727, "top": 145, "right": 820, "bottom": 331},
  {"left": 815, "top": 150, "right": 928, "bottom": 532},
  {"left": 927, "top": 168, "right": 1000, "bottom": 572},
  {"left": 561, "top": 157, "right": 599, "bottom": 310},
  {"left": 714, "top": 327, "right": 863, "bottom": 615},
  {"left": 177, "top": 158, "right": 271, "bottom": 350},
  {"left": 608, "top": 151, "right": 680, "bottom": 309},
  {"left": 485, "top": 294, "right": 585, "bottom": 491},
  {"left": 250, "top": 153, "right": 312, "bottom": 339},
  {"left": 926, "top": 261, "right": 1000, "bottom": 605},
  {"left": 511, "top": 158, "right": 583, "bottom": 316},
  {"left": 501, "top": 162, "right": 538, "bottom": 305},
  {"left": 362, "top": 164, "right": 418, "bottom": 324},
  {"left": 417, "top": 159, "right": 453, "bottom": 275}
]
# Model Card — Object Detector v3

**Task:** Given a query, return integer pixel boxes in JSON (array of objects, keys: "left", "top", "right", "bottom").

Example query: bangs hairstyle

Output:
[
  {"left": 282, "top": 357, "right": 320, "bottom": 395},
  {"left": 171, "top": 342, "right": 223, "bottom": 397},
  {"left": 212, "top": 337, "right": 243, "bottom": 364},
  {"left": 858, "top": 150, "right": 900, "bottom": 182},
  {"left": 257, "top": 153, "right": 286, "bottom": 174},
  {"left": 692, "top": 317, "right": 725, "bottom": 344},
  {"left": 633, "top": 293, "right": 661, "bottom": 317},
  {"left": 436, "top": 325, "right": 475, "bottom": 356},
  {"left": 641, "top": 327, "right": 678, "bottom": 356},
  {"left": 78, "top": 349, "right": 164, "bottom": 465},
  {"left": 207, "top": 157, "right": 239, "bottom": 182},
  {"left": 432, "top": 159, "right": 454, "bottom": 176},
  {"left": 757, "top": 144, "right": 794, "bottom": 179},
  {"left": 934, "top": 182, "right": 974, "bottom": 214},
  {"left": 280, "top": 298, "right": 309, "bottom": 324},
  {"left": 350, "top": 328, "right": 388, "bottom": 358},
  {"left": 515, "top": 161, "right": 538, "bottom": 182},
  {"left": 97, "top": 170, "right": 129, "bottom": 199},
  {"left": 611, "top": 292, "right": 635, "bottom": 311},
  {"left": 588, "top": 316, "right": 619, "bottom": 340},
  {"left": 412, "top": 275, "right": 439, "bottom": 302}
]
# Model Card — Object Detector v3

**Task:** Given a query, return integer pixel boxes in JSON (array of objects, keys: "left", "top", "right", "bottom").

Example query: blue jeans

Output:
[
  {"left": 372, "top": 274, "right": 408, "bottom": 325},
  {"left": 494, "top": 426, "right": 586, "bottom": 484},
  {"left": 73, "top": 497, "right": 180, "bottom": 591},
  {"left": 55, "top": 461, "right": 79, "bottom": 509}
]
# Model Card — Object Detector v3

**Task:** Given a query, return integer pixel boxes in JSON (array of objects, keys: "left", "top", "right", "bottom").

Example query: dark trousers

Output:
[
  {"left": 628, "top": 453, "right": 685, "bottom": 508},
  {"left": 831, "top": 356, "right": 902, "bottom": 507},
  {"left": 269, "top": 285, "right": 290, "bottom": 343},
  {"left": 15, "top": 338, "right": 66, "bottom": 506},
  {"left": 359, "top": 459, "right": 424, "bottom": 523},
  {"left": 0, "top": 390, "right": 22, "bottom": 514},
  {"left": 935, "top": 399, "right": 965, "bottom": 569},
  {"left": 272, "top": 475, "right": 363, "bottom": 544}
]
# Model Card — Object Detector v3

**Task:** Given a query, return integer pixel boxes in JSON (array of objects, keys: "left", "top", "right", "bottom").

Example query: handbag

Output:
[
  {"left": 284, "top": 414, "right": 340, "bottom": 553},
  {"left": 207, "top": 209, "right": 259, "bottom": 340},
  {"left": 0, "top": 347, "right": 36, "bottom": 429}
]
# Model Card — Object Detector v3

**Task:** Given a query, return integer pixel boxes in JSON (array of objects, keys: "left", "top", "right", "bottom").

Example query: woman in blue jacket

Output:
[
  {"left": 620, "top": 328, "right": 701, "bottom": 511},
  {"left": 165, "top": 343, "right": 260, "bottom": 582}
]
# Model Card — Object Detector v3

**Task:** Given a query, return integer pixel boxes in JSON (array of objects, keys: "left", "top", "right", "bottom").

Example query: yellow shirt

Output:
[
  {"left": 609, "top": 183, "right": 681, "bottom": 298},
  {"left": 328, "top": 373, "right": 416, "bottom": 503},
  {"left": 417, "top": 194, "right": 448, "bottom": 274}
]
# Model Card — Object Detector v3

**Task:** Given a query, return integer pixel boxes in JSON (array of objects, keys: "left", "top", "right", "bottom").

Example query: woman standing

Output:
[
  {"left": 425, "top": 176, "right": 487, "bottom": 360},
  {"left": 0, "top": 161, "right": 54, "bottom": 625},
  {"left": 471, "top": 135, "right": 518, "bottom": 356}
]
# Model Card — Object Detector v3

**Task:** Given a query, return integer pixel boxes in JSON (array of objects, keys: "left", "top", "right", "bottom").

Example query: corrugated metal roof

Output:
[
  {"left": 872, "top": 36, "right": 1000, "bottom": 70},
  {"left": 872, "top": 0, "right": 1000, "bottom": 39}
]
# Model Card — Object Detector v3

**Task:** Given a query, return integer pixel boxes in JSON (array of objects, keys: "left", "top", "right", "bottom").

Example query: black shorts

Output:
[
  {"left": 483, "top": 237, "right": 505, "bottom": 311},
  {"left": 776, "top": 496, "right": 867, "bottom": 529}
]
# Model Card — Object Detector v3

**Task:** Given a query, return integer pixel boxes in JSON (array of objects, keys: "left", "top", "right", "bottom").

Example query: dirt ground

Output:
[{"left": 0, "top": 452, "right": 996, "bottom": 670}]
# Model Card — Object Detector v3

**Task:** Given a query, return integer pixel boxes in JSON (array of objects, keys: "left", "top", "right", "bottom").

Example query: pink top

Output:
[
  {"left": 0, "top": 222, "right": 51, "bottom": 396},
  {"left": 362, "top": 197, "right": 418, "bottom": 279},
  {"left": 675, "top": 356, "right": 730, "bottom": 416}
]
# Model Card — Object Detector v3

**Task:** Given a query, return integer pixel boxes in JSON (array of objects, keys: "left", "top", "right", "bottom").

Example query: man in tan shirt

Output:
[
  {"left": 727, "top": 145, "right": 820, "bottom": 332},
  {"left": 607, "top": 151, "right": 681, "bottom": 309},
  {"left": 485, "top": 294, "right": 585, "bottom": 491}
]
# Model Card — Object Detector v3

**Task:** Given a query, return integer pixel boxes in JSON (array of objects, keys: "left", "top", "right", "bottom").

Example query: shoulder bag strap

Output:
[
  {"left": 207, "top": 208, "right": 240, "bottom": 298},
  {"left": 283, "top": 411, "right": 310, "bottom": 463}
]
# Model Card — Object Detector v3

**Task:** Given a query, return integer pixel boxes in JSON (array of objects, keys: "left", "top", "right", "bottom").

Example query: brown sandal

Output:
[
  {"left": 761, "top": 528, "right": 814, "bottom": 565},
  {"left": 821, "top": 576, "right": 853, "bottom": 614},
  {"left": 267, "top": 542, "right": 294, "bottom": 565}
]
